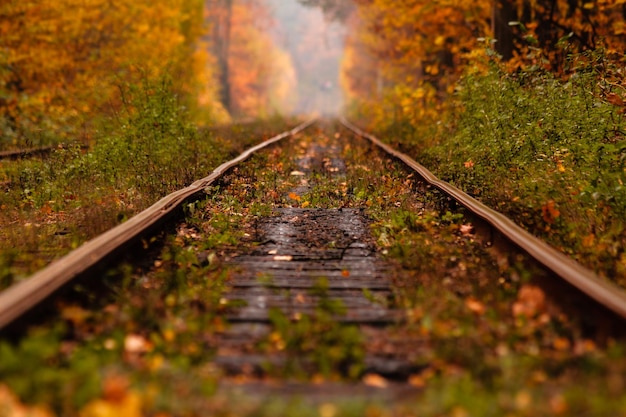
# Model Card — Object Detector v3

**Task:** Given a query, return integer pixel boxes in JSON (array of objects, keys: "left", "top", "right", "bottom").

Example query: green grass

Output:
[
  {"left": 0, "top": 75, "right": 295, "bottom": 288},
  {"left": 363, "top": 49, "right": 626, "bottom": 287},
  {"left": 2, "top": 113, "right": 626, "bottom": 416}
]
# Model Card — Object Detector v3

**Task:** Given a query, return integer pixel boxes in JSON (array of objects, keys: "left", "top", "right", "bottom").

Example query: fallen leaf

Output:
[
  {"left": 465, "top": 297, "right": 486, "bottom": 315},
  {"left": 582, "top": 234, "right": 595, "bottom": 248},
  {"left": 341, "top": 269, "right": 350, "bottom": 277},
  {"left": 550, "top": 393, "right": 568, "bottom": 414},
  {"left": 574, "top": 339, "right": 596, "bottom": 355},
  {"left": 80, "top": 391, "right": 142, "bottom": 417},
  {"left": 606, "top": 92, "right": 625, "bottom": 106},
  {"left": 319, "top": 403, "right": 337, "bottom": 417},
  {"left": 515, "top": 390, "right": 532, "bottom": 410},
  {"left": 124, "top": 334, "right": 150, "bottom": 353},
  {"left": 553, "top": 337, "right": 571, "bottom": 351},
  {"left": 512, "top": 285, "right": 546, "bottom": 318},
  {"left": 61, "top": 305, "right": 89, "bottom": 325},
  {"left": 541, "top": 200, "right": 560, "bottom": 224},
  {"left": 290, "top": 171, "right": 306, "bottom": 176},
  {"left": 408, "top": 374, "right": 426, "bottom": 388},
  {"left": 0, "top": 385, "right": 53, "bottom": 417},
  {"left": 363, "top": 373, "right": 388, "bottom": 388},
  {"left": 459, "top": 224, "right": 474, "bottom": 236},
  {"left": 102, "top": 374, "right": 130, "bottom": 402},
  {"left": 288, "top": 192, "right": 301, "bottom": 201}
]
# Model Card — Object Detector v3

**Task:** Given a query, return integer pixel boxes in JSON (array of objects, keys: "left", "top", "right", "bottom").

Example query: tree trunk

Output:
[
  {"left": 492, "top": 0, "right": 515, "bottom": 60},
  {"left": 207, "top": 0, "right": 232, "bottom": 112}
]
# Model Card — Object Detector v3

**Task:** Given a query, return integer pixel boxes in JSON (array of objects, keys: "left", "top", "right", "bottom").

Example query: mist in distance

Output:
[{"left": 265, "top": 0, "right": 347, "bottom": 116}]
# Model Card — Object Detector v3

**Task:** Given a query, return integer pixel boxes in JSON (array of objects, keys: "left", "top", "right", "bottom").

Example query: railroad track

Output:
[
  {"left": 0, "top": 143, "right": 88, "bottom": 160},
  {"left": 1, "top": 119, "right": 626, "bottom": 406}
]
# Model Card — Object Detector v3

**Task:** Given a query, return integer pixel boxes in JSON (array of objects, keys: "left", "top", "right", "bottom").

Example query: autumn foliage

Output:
[
  {"left": 341, "top": 0, "right": 626, "bottom": 125},
  {"left": 0, "top": 0, "right": 300, "bottom": 150},
  {"left": 0, "top": 0, "right": 220, "bottom": 148}
]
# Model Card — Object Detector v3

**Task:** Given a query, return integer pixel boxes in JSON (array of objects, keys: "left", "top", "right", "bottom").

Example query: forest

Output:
[
  {"left": 3, "top": 0, "right": 626, "bottom": 139},
  {"left": 2, "top": 0, "right": 626, "bottom": 415}
]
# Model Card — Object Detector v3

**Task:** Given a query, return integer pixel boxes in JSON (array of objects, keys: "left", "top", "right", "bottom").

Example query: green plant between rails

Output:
[
  {"left": 2, "top": 122, "right": 626, "bottom": 416},
  {"left": 0, "top": 128, "right": 300, "bottom": 415},
  {"left": 277, "top": 126, "right": 626, "bottom": 416},
  {"left": 261, "top": 277, "right": 366, "bottom": 380}
]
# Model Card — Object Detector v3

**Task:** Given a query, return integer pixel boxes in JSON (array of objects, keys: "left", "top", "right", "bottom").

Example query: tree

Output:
[
  {"left": 493, "top": 0, "right": 516, "bottom": 59},
  {"left": 0, "top": 0, "right": 215, "bottom": 145},
  {"left": 205, "top": 0, "right": 233, "bottom": 111},
  {"left": 493, "top": 0, "right": 626, "bottom": 70}
]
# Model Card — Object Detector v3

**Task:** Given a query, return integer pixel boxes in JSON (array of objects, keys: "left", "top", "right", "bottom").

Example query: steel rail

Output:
[
  {"left": 340, "top": 117, "right": 626, "bottom": 320},
  {"left": 0, "top": 119, "right": 315, "bottom": 330},
  {"left": 0, "top": 144, "right": 88, "bottom": 160}
]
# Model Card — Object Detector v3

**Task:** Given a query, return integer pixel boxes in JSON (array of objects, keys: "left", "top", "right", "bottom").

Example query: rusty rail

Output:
[
  {"left": 0, "top": 144, "right": 88, "bottom": 160},
  {"left": 340, "top": 117, "right": 626, "bottom": 320},
  {"left": 0, "top": 120, "right": 315, "bottom": 330},
  {"left": 3, "top": 117, "right": 626, "bottom": 330}
]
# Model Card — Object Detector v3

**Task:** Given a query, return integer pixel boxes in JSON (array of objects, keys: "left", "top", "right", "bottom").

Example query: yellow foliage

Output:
[
  {"left": 342, "top": 0, "right": 626, "bottom": 133},
  {"left": 225, "top": 3, "right": 297, "bottom": 118},
  {"left": 0, "top": 385, "right": 54, "bottom": 417},
  {"left": 80, "top": 392, "right": 143, "bottom": 417},
  {"left": 0, "top": 0, "right": 222, "bottom": 139},
  {"left": 80, "top": 374, "right": 143, "bottom": 417},
  {"left": 341, "top": 0, "right": 491, "bottom": 129}
]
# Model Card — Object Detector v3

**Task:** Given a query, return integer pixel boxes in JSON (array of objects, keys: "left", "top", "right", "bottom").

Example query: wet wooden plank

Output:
[
  {"left": 225, "top": 307, "right": 401, "bottom": 324},
  {"left": 229, "top": 277, "right": 391, "bottom": 290},
  {"left": 0, "top": 121, "right": 315, "bottom": 330}
]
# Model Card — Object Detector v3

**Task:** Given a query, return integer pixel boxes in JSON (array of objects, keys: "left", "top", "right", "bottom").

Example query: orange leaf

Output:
[
  {"left": 512, "top": 285, "right": 546, "bottom": 318},
  {"left": 541, "top": 200, "right": 560, "bottom": 224},
  {"left": 607, "top": 92, "right": 625, "bottom": 106},
  {"left": 465, "top": 297, "right": 486, "bottom": 315},
  {"left": 363, "top": 373, "right": 388, "bottom": 388},
  {"left": 40, "top": 203, "right": 53, "bottom": 215}
]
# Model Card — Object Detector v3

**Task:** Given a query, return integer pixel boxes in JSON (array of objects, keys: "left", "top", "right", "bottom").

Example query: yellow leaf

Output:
[
  {"left": 80, "top": 392, "right": 142, "bottom": 417},
  {"left": 0, "top": 385, "right": 53, "bottom": 417}
]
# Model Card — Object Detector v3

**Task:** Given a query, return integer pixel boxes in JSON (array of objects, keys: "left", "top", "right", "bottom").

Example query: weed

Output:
[
  {"left": 363, "top": 48, "right": 626, "bottom": 286},
  {"left": 263, "top": 278, "right": 365, "bottom": 380}
]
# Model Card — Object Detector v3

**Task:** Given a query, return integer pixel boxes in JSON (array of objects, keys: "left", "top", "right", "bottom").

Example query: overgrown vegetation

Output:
[
  {"left": 360, "top": 48, "right": 626, "bottom": 287},
  {"left": 0, "top": 75, "right": 293, "bottom": 288},
  {"left": 2, "top": 122, "right": 626, "bottom": 416},
  {"left": 263, "top": 278, "right": 366, "bottom": 380}
]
